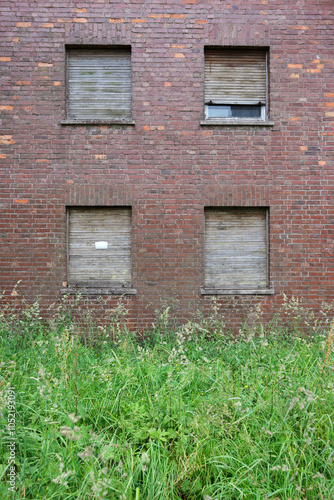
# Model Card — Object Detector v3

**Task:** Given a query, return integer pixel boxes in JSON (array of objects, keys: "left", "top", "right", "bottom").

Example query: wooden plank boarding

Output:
[
  {"left": 67, "top": 47, "right": 132, "bottom": 120},
  {"left": 205, "top": 48, "right": 267, "bottom": 104},
  {"left": 68, "top": 207, "right": 132, "bottom": 287},
  {"left": 205, "top": 208, "right": 268, "bottom": 289}
]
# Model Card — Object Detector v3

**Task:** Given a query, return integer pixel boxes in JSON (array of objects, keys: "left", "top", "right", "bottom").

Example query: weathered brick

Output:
[
  {"left": 14, "top": 199, "right": 29, "bottom": 204},
  {"left": 0, "top": 0, "right": 333, "bottom": 330},
  {"left": 0, "top": 135, "right": 15, "bottom": 145}
]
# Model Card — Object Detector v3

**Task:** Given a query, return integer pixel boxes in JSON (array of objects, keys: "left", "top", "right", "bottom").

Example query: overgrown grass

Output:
[{"left": 0, "top": 296, "right": 334, "bottom": 499}]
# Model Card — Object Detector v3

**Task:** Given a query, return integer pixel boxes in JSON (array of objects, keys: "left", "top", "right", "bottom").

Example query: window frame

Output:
[
  {"left": 61, "top": 45, "right": 135, "bottom": 126},
  {"left": 201, "top": 207, "right": 274, "bottom": 295},
  {"left": 202, "top": 46, "right": 274, "bottom": 127},
  {"left": 205, "top": 103, "right": 267, "bottom": 121}
]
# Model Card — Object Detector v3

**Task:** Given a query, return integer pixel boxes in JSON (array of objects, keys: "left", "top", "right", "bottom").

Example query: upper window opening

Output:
[
  {"left": 204, "top": 47, "right": 268, "bottom": 121},
  {"left": 66, "top": 47, "right": 132, "bottom": 121}
]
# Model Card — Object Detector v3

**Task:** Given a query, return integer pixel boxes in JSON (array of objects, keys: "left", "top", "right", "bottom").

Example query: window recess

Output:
[
  {"left": 204, "top": 47, "right": 270, "bottom": 123},
  {"left": 201, "top": 207, "right": 273, "bottom": 295},
  {"left": 64, "top": 47, "right": 133, "bottom": 123},
  {"left": 65, "top": 207, "right": 135, "bottom": 294}
]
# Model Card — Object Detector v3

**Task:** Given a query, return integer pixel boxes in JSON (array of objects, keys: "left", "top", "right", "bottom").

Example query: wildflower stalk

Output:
[{"left": 321, "top": 317, "right": 334, "bottom": 371}]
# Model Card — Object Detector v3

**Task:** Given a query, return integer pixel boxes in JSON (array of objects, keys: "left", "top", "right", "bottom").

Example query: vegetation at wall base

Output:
[{"left": 0, "top": 295, "right": 333, "bottom": 499}]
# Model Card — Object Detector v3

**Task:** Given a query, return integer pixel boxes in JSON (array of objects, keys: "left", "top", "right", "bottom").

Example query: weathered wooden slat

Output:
[
  {"left": 67, "top": 48, "right": 132, "bottom": 120},
  {"left": 68, "top": 207, "right": 132, "bottom": 287},
  {"left": 205, "top": 48, "right": 267, "bottom": 104},
  {"left": 64, "top": 286, "right": 137, "bottom": 295},
  {"left": 205, "top": 208, "right": 268, "bottom": 289},
  {"left": 200, "top": 288, "right": 274, "bottom": 295}
]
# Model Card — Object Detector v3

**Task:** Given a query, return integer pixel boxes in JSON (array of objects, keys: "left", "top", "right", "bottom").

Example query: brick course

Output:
[{"left": 1, "top": 0, "right": 333, "bottom": 329}]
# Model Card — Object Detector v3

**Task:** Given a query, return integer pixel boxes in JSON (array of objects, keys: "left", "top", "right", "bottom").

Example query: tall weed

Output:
[{"left": 0, "top": 295, "right": 333, "bottom": 499}]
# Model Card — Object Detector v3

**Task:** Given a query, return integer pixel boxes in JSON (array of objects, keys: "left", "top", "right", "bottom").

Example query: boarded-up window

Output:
[
  {"left": 67, "top": 207, "right": 132, "bottom": 287},
  {"left": 66, "top": 47, "right": 132, "bottom": 120},
  {"left": 205, "top": 208, "right": 268, "bottom": 290},
  {"left": 204, "top": 48, "right": 267, "bottom": 120}
]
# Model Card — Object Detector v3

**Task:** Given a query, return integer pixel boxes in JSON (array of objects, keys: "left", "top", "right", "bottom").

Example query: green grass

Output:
[{"left": 0, "top": 297, "right": 333, "bottom": 499}]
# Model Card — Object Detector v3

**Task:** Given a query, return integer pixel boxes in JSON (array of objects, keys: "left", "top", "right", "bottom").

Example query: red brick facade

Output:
[{"left": 1, "top": 1, "right": 333, "bottom": 329}]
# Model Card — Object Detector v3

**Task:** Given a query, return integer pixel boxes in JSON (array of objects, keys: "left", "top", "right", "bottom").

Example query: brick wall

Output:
[{"left": 1, "top": 0, "right": 333, "bottom": 330}]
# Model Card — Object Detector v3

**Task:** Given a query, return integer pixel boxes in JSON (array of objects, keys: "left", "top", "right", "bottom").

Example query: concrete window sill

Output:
[
  {"left": 200, "top": 120, "right": 274, "bottom": 127},
  {"left": 61, "top": 287, "right": 137, "bottom": 296},
  {"left": 61, "top": 119, "right": 135, "bottom": 126},
  {"left": 200, "top": 288, "right": 274, "bottom": 295}
]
